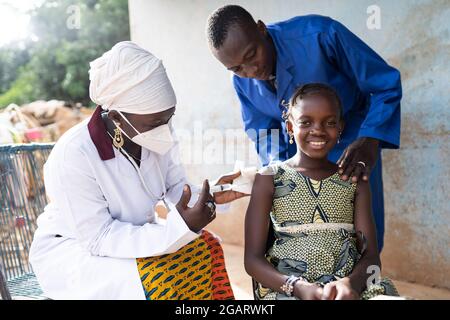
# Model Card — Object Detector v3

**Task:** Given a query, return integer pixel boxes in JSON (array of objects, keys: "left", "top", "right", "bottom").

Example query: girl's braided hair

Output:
[{"left": 281, "top": 83, "right": 343, "bottom": 122}]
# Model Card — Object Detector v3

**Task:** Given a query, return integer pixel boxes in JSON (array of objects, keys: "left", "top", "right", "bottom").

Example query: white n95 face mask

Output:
[{"left": 116, "top": 111, "right": 175, "bottom": 155}]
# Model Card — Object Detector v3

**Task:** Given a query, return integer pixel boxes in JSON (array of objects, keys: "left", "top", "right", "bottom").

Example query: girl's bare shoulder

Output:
[{"left": 253, "top": 165, "right": 277, "bottom": 195}]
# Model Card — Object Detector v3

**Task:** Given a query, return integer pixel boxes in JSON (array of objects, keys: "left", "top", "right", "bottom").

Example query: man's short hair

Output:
[{"left": 206, "top": 5, "right": 256, "bottom": 49}]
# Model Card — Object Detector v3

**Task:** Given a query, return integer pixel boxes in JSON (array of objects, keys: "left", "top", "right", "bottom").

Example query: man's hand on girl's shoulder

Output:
[{"left": 337, "top": 137, "right": 380, "bottom": 183}]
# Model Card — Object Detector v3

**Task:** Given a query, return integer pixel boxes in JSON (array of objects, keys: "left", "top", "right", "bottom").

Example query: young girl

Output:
[{"left": 244, "top": 83, "right": 399, "bottom": 300}]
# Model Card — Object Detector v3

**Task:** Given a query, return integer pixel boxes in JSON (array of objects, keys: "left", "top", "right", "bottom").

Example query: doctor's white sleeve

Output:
[{"left": 46, "top": 144, "right": 199, "bottom": 259}]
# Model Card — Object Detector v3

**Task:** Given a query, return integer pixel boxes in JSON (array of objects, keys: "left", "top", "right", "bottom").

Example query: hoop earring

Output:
[{"left": 113, "top": 127, "right": 124, "bottom": 149}]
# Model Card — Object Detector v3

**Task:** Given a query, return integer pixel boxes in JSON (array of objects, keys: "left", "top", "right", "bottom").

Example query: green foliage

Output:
[
  {"left": 0, "top": 65, "right": 35, "bottom": 107},
  {"left": 0, "top": 0, "right": 130, "bottom": 108},
  {"left": 0, "top": 43, "right": 31, "bottom": 94}
]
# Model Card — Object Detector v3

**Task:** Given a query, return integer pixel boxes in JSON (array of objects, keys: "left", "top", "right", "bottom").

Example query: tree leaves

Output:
[{"left": 0, "top": 0, "right": 130, "bottom": 108}]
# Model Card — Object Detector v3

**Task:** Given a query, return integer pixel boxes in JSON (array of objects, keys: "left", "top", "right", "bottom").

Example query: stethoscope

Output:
[{"left": 103, "top": 113, "right": 170, "bottom": 211}]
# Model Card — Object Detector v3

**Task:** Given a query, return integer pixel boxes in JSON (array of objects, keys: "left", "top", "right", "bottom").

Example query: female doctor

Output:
[{"left": 29, "top": 42, "right": 244, "bottom": 300}]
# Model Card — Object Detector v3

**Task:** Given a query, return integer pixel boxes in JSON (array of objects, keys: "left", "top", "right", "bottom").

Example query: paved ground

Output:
[{"left": 222, "top": 243, "right": 450, "bottom": 300}]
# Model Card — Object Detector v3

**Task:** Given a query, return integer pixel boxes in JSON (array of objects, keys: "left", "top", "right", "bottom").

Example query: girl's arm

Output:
[
  {"left": 244, "top": 173, "right": 322, "bottom": 299},
  {"left": 323, "top": 180, "right": 381, "bottom": 300},
  {"left": 347, "top": 179, "right": 381, "bottom": 293}
]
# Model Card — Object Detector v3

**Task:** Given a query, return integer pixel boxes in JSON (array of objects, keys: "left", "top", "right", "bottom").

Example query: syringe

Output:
[{"left": 190, "top": 183, "right": 233, "bottom": 194}]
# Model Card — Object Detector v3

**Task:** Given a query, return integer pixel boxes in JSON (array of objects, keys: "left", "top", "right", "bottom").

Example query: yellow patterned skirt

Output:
[{"left": 136, "top": 230, "right": 234, "bottom": 300}]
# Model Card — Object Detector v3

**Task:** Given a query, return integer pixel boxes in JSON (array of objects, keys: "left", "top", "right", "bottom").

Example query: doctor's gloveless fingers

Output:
[
  {"left": 195, "top": 180, "right": 210, "bottom": 207},
  {"left": 217, "top": 171, "right": 241, "bottom": 185},
  {"left": 176, "top": 184, "right": 192, "bottom": 211}
]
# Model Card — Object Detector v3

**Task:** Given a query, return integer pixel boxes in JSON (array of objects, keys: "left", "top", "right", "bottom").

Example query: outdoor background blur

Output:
[
  {"left": 0, "top": 0, "right": 129, "bottom": 144},
  {"left": 0, "top": 0, "right": 449, "bottom": 300}
]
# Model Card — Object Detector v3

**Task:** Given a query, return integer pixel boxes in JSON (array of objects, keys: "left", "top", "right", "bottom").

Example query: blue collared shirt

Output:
[{"left": 233, "top": 15, "right": 402, "bottom": 165}]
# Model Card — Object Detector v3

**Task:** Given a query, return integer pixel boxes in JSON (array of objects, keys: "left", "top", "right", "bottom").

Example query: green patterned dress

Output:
[{"left": 255, "top": 163, "right": 398, "bottom": 300}]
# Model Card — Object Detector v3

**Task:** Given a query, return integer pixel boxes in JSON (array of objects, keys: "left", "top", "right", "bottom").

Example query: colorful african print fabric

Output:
[
  {"left": 137, "top": 230, "right": 234, "bottom": 300},
  {"left": 255, "top": 163, "right": 398, "bottom": 300}
]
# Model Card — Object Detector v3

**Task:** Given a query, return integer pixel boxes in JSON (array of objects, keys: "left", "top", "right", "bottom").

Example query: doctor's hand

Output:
[
  {"left": 213, "top": 171, "right": 249, "bottom": 204},
  {"left": 176, "top": 180, "right": 216, "bottom": 233},
  {"left": 337, "top": 137, "right": 379, "bottom": 183}
]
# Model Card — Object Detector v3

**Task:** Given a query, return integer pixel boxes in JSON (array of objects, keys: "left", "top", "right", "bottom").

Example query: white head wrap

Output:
[{"left": 89, "top": 41, "right": 176, "bottom": 114}]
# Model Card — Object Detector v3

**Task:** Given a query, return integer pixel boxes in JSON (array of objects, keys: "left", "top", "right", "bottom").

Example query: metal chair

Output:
[{"left": 0, "top": 143, "right": 54, "bottom": 300}]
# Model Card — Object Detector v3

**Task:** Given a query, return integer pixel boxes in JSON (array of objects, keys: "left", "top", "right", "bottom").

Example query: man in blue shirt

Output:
[{"left": 206, "top": 5, "right": 402, "bottom": 251}]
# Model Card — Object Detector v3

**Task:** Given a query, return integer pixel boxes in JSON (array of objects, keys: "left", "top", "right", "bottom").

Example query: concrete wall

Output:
[{"left": 128, "top": 0, "right": 450, "bottom": 289}]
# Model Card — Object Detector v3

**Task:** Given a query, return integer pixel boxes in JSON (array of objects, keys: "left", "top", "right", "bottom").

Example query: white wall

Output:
[{"left": 129, "top": 0, "right": 450, "bottom": 288}]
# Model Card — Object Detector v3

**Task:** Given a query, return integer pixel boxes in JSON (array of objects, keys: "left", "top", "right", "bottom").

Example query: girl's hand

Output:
[
  {"left": 294, "top": 281, "right": 323, "bottom": 300},
  {"left": 322, "top": 278, "right": 360, "bottom": 300}
]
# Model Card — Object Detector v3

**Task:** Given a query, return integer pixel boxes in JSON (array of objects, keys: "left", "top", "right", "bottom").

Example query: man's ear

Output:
[{"left": 256, "top": 20, "right": 267, "bottom": 36}]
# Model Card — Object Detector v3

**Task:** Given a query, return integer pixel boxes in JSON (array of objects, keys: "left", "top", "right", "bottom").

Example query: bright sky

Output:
[{"left": 0, "top": 0, "right": 43, "bottom": 46}]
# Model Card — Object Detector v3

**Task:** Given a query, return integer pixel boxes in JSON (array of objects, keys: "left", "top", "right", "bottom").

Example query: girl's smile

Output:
[
  {"left": 308, "top": 140, "right": 328, "bottom": 149},
  {"left": 308, "top": 141, "right": 327, "bottom": 150}
]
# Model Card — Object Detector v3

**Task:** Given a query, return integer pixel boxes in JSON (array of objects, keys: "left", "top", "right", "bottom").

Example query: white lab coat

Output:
[{"left": 29, "top": 119, "right": 202, "bottom": 300}]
